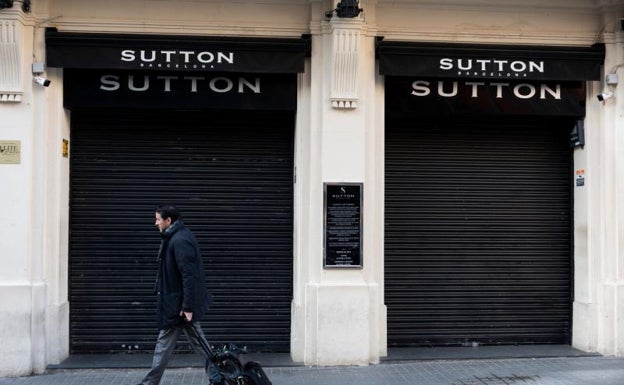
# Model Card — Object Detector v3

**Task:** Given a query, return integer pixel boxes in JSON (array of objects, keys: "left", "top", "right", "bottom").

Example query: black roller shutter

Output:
[
  {"left": 385, "top": 117, "right": 573, "bottom": 346},
  {"left": 70, "top": 110, "right": 293, "bottom": 353}
]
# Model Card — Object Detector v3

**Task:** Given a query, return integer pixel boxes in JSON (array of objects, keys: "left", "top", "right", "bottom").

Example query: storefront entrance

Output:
[
  {"left": 45, "top": 30, "right": 309, "bottom": 354},
  {"left": 378, "top": 41, "right": 604, "bottom": 347},
  {"left": 69, "top": 110, "right": 294, "bottom": 353},
  {"left": 385, "top": 116, "right": 573, "bottom": 346}
]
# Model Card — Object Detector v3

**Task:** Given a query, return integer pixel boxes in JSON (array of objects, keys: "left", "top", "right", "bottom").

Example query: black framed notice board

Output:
[{"left": 323, "top": 183, "right": 363, "bottom": 268}]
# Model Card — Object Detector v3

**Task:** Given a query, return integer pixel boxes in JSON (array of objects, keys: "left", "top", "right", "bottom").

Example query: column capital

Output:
[
  {"left": 0, "top": 19, "right": 23, "bottom": 102},
  {"left": 328, "top": 17, "right": 364, "bottom": 109}
]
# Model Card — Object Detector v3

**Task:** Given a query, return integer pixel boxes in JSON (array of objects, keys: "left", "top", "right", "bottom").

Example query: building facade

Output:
[{"left": 0, "top": 0, "right": 623, "bottom": 376}]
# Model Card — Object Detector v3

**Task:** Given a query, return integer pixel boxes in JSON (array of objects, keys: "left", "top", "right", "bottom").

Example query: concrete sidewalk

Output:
[
  {"left": 45, "top": 345, "right": 602, "bottom": 370},
  {"left": 2, "top": 355, "right": 624, "bottom": 385}
]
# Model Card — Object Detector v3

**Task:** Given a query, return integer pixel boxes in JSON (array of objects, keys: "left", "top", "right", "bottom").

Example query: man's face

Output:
[{"left": 155, "top": 212, "right": 172, "bottom": 233}]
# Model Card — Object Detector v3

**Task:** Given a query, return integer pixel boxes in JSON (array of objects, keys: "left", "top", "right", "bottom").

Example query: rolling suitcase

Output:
[
  {"left": 242, "top": 361, "right": 273, "bottom": 385},
  {"left": 189, "top": 322, "right": 273, "bottom": 385}
]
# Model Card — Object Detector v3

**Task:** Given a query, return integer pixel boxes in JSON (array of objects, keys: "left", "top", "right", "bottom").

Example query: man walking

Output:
[{"left": 137, "top": 204, "right": 223, "bottom": 385}]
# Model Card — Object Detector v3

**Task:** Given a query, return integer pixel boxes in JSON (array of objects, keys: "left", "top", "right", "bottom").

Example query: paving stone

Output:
[{"left": 1, "top": 357, "right": 624, "bottom": 385}]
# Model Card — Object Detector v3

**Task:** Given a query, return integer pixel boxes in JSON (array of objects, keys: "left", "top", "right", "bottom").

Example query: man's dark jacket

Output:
[{"left": 156, "top": 221, "right": 211, "bottom": 329}]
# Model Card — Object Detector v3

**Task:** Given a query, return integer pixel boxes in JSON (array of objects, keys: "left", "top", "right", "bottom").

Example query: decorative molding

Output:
[
  {"left": 376, "top": 0, "right": 599, "bottom": 12},
  {"left": 50, "top": 19, "right": 308, "bottom": 38},
  {"left": 0, "top": 20, "right": 22, "bottom": 103},
  {"left": 374, "top": 28, "right": 600, "bottom": 46},
  {"left": 595, "top": 0, "right": 624, "bottom": 8},
  {"left": 0, "top": 93, "right": 22, "bottom": 102},
  {"left": 329, "top": 18, "right": 362, "bottom": 110}
]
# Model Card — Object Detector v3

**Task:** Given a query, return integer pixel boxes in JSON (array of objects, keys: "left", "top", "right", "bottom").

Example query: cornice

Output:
[
  {"left": 0, "top": 5, "right": 37, "bottom": 26},
  {"left": 376, "top": 0, "right": 599, "bottom": 13},
  {"left": 375, "top": 28, "right": 601, "bottom": 47},
  {"left": 48, "top": 19, "right": 309, "bottom": 38},
  {"left": 594, "top": 0, "right": 624, "bottom": 8}
]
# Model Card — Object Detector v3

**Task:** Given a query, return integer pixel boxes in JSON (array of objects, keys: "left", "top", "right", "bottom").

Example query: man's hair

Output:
[{"left": 155, "top": 204, "right": 181, "bottom": 222}]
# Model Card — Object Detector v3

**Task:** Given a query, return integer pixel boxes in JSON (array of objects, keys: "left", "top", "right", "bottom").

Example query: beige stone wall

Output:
[
  {"left": 374, "top": 0, "right": 601, "bottom": 45},
  {"left": 1, "top": 0, "right": 623, "bottom": 375},
  {"left": 46, "top": 0, "right": 311, "bottom": 36}
]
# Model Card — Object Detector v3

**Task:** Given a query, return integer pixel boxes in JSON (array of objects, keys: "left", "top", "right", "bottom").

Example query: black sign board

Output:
[
  {"left": 46, "top": 29, "right": 309, "bottom": 74},
  {"left": 324, "top": 183, "right": 363, "bottom": 268},
  {"left": 63, "top": 69, "right": 297, "bottom": 111},
  {"left": 377, "top": 41, "right": 604, "bottom": 81}
]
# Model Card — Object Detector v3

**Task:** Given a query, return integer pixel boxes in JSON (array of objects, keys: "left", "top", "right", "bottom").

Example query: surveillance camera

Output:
[
  {"left": 597, "top": 91, "right": 614, "bottom": 102},
  {"left": 33, "top": 76, "right": 51, "bottom": 87}
]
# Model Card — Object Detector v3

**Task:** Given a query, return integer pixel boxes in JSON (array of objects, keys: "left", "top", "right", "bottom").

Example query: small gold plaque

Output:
[
  {"left": 0, "top": 140, "right": 21, "bottom": 164},
  {"left": 62, "top": 139, "right": 69, "bottom": 158}
]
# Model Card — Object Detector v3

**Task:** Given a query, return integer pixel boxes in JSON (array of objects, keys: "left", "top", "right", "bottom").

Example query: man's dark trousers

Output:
[{"left": 139, "top": 321, "right": 221, "bottom": 385}]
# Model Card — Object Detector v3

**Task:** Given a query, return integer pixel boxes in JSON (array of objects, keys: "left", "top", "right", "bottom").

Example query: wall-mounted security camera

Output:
[
  {"left": 33, "top": 76, "right": 51, "bottom": 87},
  {"left": 596, "top": 91, "right": 614, "bottom": 102}
]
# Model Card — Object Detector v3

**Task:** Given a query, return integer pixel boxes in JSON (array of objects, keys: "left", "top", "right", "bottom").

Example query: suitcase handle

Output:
[{"left": 187, "top": 320, "right": 215, "bottom": 358}]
